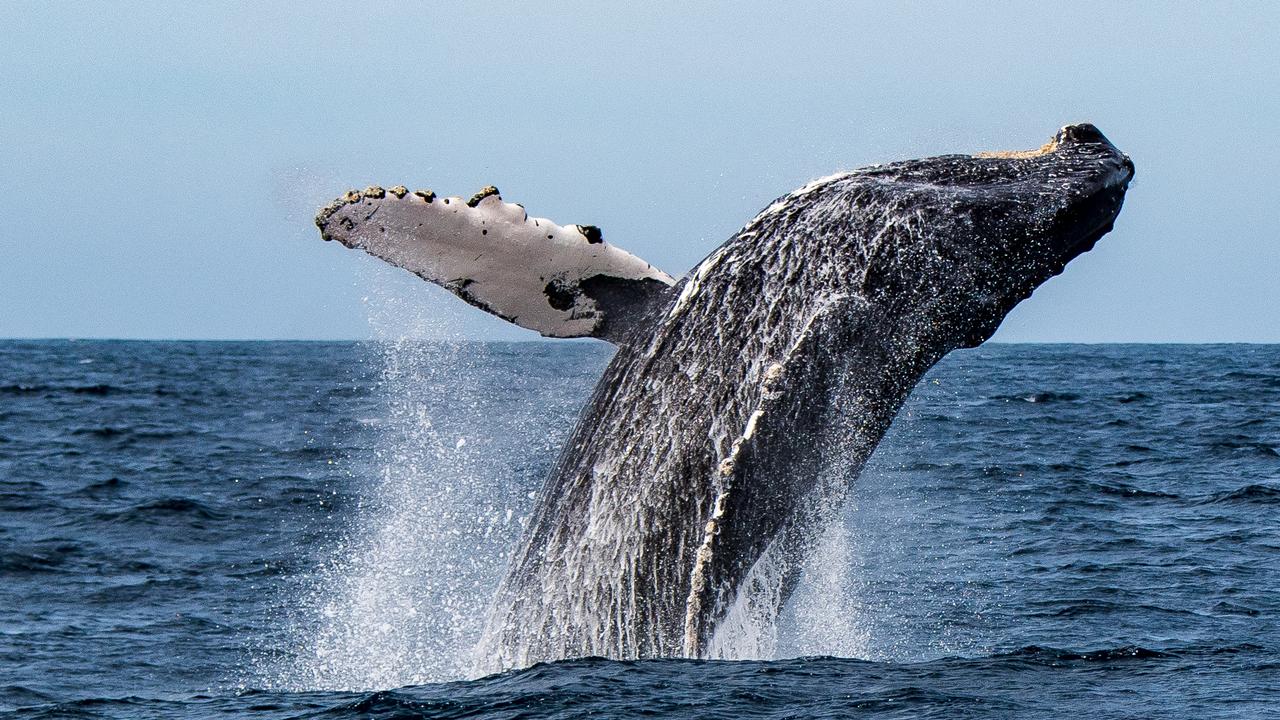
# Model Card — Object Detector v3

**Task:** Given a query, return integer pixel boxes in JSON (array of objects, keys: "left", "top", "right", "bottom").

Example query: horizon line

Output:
[{"left": 3, "top": 336, "right": 1278, "bottom": 346}]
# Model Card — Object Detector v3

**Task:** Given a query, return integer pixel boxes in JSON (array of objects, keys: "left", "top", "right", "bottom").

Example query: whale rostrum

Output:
[{"left": 315, "top": 124, "right": 1134, "bottom": 671}]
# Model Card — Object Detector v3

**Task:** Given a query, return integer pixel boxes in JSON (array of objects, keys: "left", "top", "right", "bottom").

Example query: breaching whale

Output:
[{"left": 315, "top": 124, "right": 1133, "bottom": 672}]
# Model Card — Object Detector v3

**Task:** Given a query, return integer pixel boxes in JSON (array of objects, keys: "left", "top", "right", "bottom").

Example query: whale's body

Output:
[{"left": 316, "top": 125, "right": 1133, "bottom": 672}]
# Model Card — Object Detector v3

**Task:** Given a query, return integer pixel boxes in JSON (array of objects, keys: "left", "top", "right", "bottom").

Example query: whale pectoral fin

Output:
[{"left": 316, "top": 186, "right": 677, "bottom": 344}]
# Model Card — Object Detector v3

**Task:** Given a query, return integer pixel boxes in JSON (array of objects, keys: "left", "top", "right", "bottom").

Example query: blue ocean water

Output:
[{"left": 1, "top": 340, "right": 1277, "bottom": 718}]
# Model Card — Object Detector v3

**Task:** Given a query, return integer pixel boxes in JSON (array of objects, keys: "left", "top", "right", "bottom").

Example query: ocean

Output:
[{"left": 1, "top": 340, "right": 1276, "bottom": 718}]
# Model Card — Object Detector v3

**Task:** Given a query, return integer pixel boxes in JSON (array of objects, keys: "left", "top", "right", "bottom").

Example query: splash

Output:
[
  {"left": 295, "top": 345, "right": 495, "bottom": 687},
  {"left": 263, "top": 273, "right": 530, "bottom": 690},
  {"left": 702, "top": 466, "right": 873, "bottom": 661},
  {"left": 778, "top": 519, "right": 874, "bottom": 659}
]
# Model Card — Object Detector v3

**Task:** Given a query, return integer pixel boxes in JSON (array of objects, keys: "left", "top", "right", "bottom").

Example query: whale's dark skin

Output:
[{"left": 315, "top": 124, "right": 1133, "bottom": 671}]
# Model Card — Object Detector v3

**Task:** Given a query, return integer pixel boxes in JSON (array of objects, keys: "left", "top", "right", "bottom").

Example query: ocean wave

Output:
[
  {"left": 70, "top": 427, "right": 132, "bottom": 439},
  {"left": 3, "top": 648, "right": 1271, "bottom": 719},
  {"left": 1196, "top": 484, "right": 1280, "bottom": 505},
  {"left": 1221, "top": 370, "right": 1280, "bottom": 386},
  {"left": 1025, "top": 598, "right": 1198, "bottom": 619},
  {"left": 1210, "top": 601, "right": 1261, "bottom": 617},
  {"left": 1206, "top": 439, "right": 1280, "bottom": 457},
  {"left": 1083, "top": 480, "right": 1180, "bottom": 500},
  {"left": 69, "top": 384, "right": 115, "bottom": 396},
  {"left": 991, "top": 391, "right": 1081, "bottom": 404},
  {"left": 0, "top": 384, "right": 47, "bottom": 395},
  {"left": 996, "top": 644, "right": 1177, "bottom": 663},
  {"left": 87, "top": 577, "right": 205, "bottom": 603},
  {"left": 0, "top": 544, "right": 80, "bottom": 574},
  {"left": 0, "top": 685, "right": 57, "bottom": 710},
  {"left": 68, "top": 478, "right": 130, "bottom": 498},
  {"left": 68, "top": 427, "right": 185, "bottom": 442},
  {"left": 0, "top": 383, "right": 186, "bottom": 399},
  {"left": 326, "top": 385, "right": 373, "bottom": 398},
  {"left": 0, "top": 491, "right": 59, "bottom": 513},
  {"left": 91, "top": 497, "right": 225, "bottom": 524}
]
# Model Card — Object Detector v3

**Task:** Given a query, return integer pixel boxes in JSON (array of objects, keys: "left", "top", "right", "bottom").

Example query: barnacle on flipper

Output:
[{"left": 468, "top": 186, "right": 500, "bottom": 207}]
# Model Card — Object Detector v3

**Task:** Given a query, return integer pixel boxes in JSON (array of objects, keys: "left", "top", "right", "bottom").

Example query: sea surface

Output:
[{"left": 1, "top": 340, "right": 1277, "bottom": 718}]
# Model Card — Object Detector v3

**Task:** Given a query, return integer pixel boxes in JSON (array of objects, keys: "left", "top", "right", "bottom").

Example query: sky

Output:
[{"left": 1, "top": 1, "right": 1277, "bottom": 342}]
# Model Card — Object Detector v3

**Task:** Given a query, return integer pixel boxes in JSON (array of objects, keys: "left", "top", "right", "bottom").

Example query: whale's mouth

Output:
[
  {"left": 1063, "top": 174, "right": 1132, "bottom": 261},
  {"left": 1059, "top": 138, "right": 1135, "bottom": 262}
]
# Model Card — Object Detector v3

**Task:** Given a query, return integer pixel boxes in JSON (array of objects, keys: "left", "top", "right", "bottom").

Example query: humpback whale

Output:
[{"left": 315, "top": 124, "right": 1134, "bottom": 672}]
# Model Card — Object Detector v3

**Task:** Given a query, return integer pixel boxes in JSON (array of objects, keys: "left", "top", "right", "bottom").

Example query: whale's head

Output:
[
  {"left": 970, "top": 123, "right": 1134, "bottom": 275},
  {"left": 855, "top": 123, "right": 1134, "bottom": 351}
]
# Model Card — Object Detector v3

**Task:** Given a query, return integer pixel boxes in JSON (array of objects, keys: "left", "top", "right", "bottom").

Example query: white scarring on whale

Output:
[{"left": 315, "top": 124, "right": 1135, "bottom": 673}]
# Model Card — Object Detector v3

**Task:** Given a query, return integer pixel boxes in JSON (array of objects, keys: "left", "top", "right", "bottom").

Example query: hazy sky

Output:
[{"left": 2, "top": 2, "right": 1277, "bottom": 341}]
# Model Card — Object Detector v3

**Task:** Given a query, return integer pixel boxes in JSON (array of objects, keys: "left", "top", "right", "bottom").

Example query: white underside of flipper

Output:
[{"left": 317, "top": 186, "right": 676, "bottom": 342}]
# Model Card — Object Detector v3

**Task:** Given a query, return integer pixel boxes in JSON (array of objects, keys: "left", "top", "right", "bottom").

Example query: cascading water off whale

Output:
[{"left": 315, "top": 124, "right": 1134, "bottom": 673}]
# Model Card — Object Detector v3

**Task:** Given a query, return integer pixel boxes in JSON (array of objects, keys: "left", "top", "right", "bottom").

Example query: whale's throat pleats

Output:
[{"left": 316, "top": 186, "right": 676, "bottom": 344}]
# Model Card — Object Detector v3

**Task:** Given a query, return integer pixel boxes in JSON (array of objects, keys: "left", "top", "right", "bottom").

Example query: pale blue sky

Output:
[{"left": 2, "top": 2, "right": 1276, "bottom": 341}]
